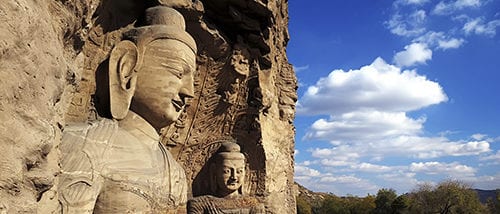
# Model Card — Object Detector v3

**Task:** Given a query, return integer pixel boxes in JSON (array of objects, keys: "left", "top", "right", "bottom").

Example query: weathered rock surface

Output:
[
  {"left": 0, "top": 0, "right": 98, "bottom": 212},
  {"left": 0, "top": 0, "right": 296, "bottom": 213}
]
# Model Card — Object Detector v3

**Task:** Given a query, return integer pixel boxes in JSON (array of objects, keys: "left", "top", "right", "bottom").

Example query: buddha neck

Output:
[
  {"left": 118, "top": 111, "right": 160, "bottom": 143},
  {"left": 216, "top": 189, "right": 242, "bottom": 199}
]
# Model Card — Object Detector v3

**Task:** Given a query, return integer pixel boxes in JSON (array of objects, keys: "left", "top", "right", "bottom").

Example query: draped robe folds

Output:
[{"left": 59, "top": 113, "right": 187, "bottom": 213}]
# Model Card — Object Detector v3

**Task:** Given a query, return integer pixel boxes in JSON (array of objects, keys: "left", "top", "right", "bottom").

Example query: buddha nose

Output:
[
  {"left": 179, "top": 74, "right": 194, "bottom": 104},
  {"left": 230, "top": 170, "right": 236, "bottom": 179}
]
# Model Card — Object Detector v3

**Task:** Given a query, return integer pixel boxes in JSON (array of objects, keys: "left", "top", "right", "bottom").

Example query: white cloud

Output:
[
  {"left": 320, "top": 159, "right": 354, "bottom": 167},
  {"left": 293, "top": 65, "right": 310, "bottom": 72},
  {"left": 455, "top": 0, "right": 482, "bottom": 8},
  {"left": 397, "top": 0, "right": 430, "bottom": 5},
  {"left": 393, "top": 43, "right": 433, "bottom": 67},
  {"left": 351, "top": 163, "right": 393, "bottom": 172},
  {"left": 308, "top": 135, "right": 490, "bottom": 162},
  {"left": 386, "top": 10, "right": 427, "bottom": 37},
  {"left": 443, "top": 141, "right": 490, "bottom": 156},
  {"left": 377, "top": 172, "right": 419, "bottom": 192},
  {"left": 320, "top": 175, "right": 361, "bottom": 183},
  {"left": 305, "top": 111, "right": 424, "bottom": 142},
  {"left": 312, "top": 147, "right": 360, "bottom": 160},
  {"left": 294, "top": 163, "right": 379, "bottom": 195},
  {"left": 297, "top": 57, "right": 446, "bottom": 115},
  {"left": 467, "top": 173, "right": 500, "bottom": 190},
  {"left": 317, "top": 175, "right": 379, "bottom": 195},
  {"left": 433, "top": 0, "right": 482, "bottom": 15},
  {"left": 471, "top": 133, "right": 487, "bottom": 140},
  {"left": 480, "top": 150, "right": 500, "bottom": 164},
  {"left": 414, "top": 31, "right": 465, "bottom": 50},
  {"left": 438, "top": 38, "right": 465, "bottom": 49},
  {"left": 463, "top": 17, "right": 500, "bottom": 37},
  {"left": 410, "top": 161, "right": 477, "bottom": 177},
  {"left": 302, "top": 160, "right": 313, "bottom": 166},
  {"left": 296, "top": 56, "right": 490, "bottom": 182},
  {"left": 295, "top": 165, "right": 321, "bottom": 178}
]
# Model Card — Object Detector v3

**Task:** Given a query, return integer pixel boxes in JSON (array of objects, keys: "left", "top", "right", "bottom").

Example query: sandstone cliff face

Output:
[
  {"left": 0, "top": 0, "right": 296, "bottom": 213},
  {"left": 0, "top": 1, "right": 98, "bottom": 212}
]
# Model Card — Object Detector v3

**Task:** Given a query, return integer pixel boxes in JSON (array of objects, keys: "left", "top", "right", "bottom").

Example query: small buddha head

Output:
[
  {"left": 108, "top": 6, "right": 197, "bottom": 130},
  {"left": 210, "top": 141, "right": 247, "bottom": 198}
]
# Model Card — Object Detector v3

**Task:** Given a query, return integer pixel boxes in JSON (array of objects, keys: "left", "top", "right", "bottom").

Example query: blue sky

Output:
[{"left": 288, "top": 0, "right": 500, "bottom": 196}]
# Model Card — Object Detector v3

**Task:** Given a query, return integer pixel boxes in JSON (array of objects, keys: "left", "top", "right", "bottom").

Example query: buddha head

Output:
[
  {"left": 108, "top": 6, "right": 197, "bottom": 131},
  {"left": 210, "top": 141, "right": 247, "bottom": 198}
]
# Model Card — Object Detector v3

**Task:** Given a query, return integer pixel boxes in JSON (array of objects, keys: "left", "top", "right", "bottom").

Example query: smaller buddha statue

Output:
[{"left": 187, "top": 141, "right": 265, "bottom": 214}]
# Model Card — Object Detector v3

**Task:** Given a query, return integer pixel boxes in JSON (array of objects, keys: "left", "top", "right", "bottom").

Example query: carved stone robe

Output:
[
  {"left": 187, "top": 195, "right": 265, "bottom": 214},
  {"left": 59, "top": 114, "right": 187, "bottom": 213}
]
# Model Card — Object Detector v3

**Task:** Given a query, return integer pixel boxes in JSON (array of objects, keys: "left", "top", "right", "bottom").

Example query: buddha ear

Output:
[{"left": 108, "top": 40, "right": 139, "bottom": 120}]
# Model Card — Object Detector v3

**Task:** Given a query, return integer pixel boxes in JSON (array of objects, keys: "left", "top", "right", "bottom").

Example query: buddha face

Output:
[
  {"left": 131, "top": 39, "right": 196, "bottom": 130},
  {"left": 215, "top": 158, "right": 246, "bottom": 196}
]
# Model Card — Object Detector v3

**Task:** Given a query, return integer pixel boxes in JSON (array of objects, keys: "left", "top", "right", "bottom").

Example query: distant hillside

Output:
[
  {"left": 296, "top": 182, "right": 498, "bottom": 205},
  {"left": 475, "top": 189, "right": 498, "bottom": 204},
  {"left": 295, "top": 182, "right": 329, "bottom": 205}
]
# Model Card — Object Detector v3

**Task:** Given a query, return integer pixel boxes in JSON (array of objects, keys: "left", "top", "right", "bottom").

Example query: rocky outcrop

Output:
[
  {"left": 0, "top": 0, "right": 99, "bottom": 212},
  {"left": 0, "top": 0, "right": 296, "bottom": 212}
]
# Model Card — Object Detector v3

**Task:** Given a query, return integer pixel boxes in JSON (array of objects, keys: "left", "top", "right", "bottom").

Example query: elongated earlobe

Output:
[{"left": 108, "top": 40, "right": 139, "bottom": 120}]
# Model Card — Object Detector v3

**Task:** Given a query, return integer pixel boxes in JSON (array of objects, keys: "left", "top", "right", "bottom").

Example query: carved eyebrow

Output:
[{"left": 161, "top": 62, "right": 183, "bottom": 79}]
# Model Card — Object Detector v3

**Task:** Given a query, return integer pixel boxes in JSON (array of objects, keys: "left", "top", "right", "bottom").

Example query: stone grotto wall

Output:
[{"left": 0, "top": 0, "right": 296, "bottom": 212}]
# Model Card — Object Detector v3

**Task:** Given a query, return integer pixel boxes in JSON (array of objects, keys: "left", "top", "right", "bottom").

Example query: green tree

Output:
[
  {"left": 408, "top": 182, "right": 435, "bottom": 213},
  {"left": 318, "top": 195, "right": 349, "bottom": 214},
  {"left": 391, "top": 195, "right": 409, "bottom": 214},
  {"left": 344, "top": 195, "right": 376, "bottom": 214},
  {"left": 408, "top": 180, "right": 487, "bottom": 214},
  {"left": 486, "top": 189, "right": 500, "bottom": 214},
  {"left": 372, "top": 188, "right": 397, "bottom": 214}
]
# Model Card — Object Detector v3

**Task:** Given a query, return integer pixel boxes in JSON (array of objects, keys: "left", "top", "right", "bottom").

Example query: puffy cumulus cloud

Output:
[
  {"left": 295, "top": 56, "right": 490, "bottom": 165},
  {"left": 295, "top": 165, "right": 322, "bottom": 178},
  {"left": 297, "top": 57, "right": 446, "bottom": 115},
  {"left": 304, "top": 111, "right": 424, "bottom": 142},
  {"left": 438, "top": 38, "right": 465, "bottom": 49},
  {"left": 433, "top": 0, "right": 482, "bottom": 15},
  {"left": 413, "top": 31, "right": 465, "bottom": 50},
  {"left": 445, "top": 141, "right": 490, "bottom": 156},
  {"left": 409, "top": 161, "right": 477, "bottom": 177},
  {"left": 463, "top": 17, "right": 500, "bottom": 37},
  {"left": 386, "top": 10, "right": 427, "bottom": 37},
  {"left": 307, "top": 135, "right": 490, "bottom": 163},
  {"left": 393, "top": 43, "right": 433, "bottom": 67},
  {"left": 397, "top": 137, "right": 490, "bottom": 158}
]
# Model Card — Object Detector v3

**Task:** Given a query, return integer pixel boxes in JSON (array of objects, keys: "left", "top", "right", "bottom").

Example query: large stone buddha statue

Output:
[{"left": 58, "top": 6, "right": 196, "bottom": 213}]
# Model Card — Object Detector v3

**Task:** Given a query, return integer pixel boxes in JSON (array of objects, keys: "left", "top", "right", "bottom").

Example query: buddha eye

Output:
[{"left": 161, "top": 63, "right": 183, "bottom": 79}]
